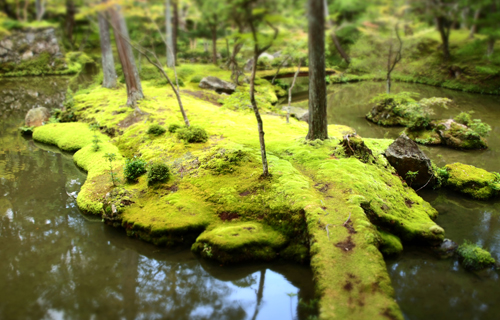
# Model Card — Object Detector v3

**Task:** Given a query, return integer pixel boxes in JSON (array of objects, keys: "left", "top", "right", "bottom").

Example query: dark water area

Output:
[
  {"left": 0, "top": 78, "right": 317, "bottom": 320},
  {"left": 289, "top": 79, "right": 500, "bottom": 319}
]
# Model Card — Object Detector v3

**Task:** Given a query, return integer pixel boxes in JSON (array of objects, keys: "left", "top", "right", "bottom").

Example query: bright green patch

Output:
[
  {"left": 377, "top": 230, "right": 403, "bottom": 256},
  {"left": 456, "top": 240, "right": 495, "bottom": 271},
  {"left": 445, "top": 163, "right": 499, "bottom": 199}
]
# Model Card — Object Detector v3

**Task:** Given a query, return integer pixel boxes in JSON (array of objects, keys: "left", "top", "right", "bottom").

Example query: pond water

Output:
[
  {"left": 0, "top": 78, "right": 317, "bottom": 320},
  {"left": 289, "top": 80, "right": 500, "bottom": 319}
]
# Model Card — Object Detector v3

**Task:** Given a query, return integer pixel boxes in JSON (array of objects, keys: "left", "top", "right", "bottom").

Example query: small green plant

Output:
[
  {"left": 202, "top": 243, "right": 213, "bottom": 258},
  {"left": 147, "top": 124, "right": 166, "bottom": 136},
  {"left": 370, "top": 91, "right": 419, "bottom": 106},
  {"left": 124, "top": 156, "right": 147, "bottom": 182},
  {"left": 147, "top": 162, "right": 170, "bottom": 186},
  {"left": 434, "top": 166, "right": 450, "bottom": 188},
  {"left": 89, "top": 123, "right": 100, "bottom": 152},
  {"left": 454, "top": 111, "right": 474, "bottom": 126},
  {"left": 454, "top": 111, "right": 491, "bottom": 137},
  {"left": 168, "top": 123, "right": 182, "bottom": 133},
  {"left": 104, "top": 153, "right": 120, "bottom": 186},
  {"left": 405, "top": 170, "right": 419, "bottom": 187},
  {"left": 176, "top": 125, "right": 208, "bottom": 143},
  {"left": 456, "top": 240, "right": 495, "bottom": 271}
]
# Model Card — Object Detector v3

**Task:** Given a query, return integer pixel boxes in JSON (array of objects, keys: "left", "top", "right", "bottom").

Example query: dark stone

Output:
[
  {"left": 385, "top": 134, "right": 435, "bottom": 188},
  {"left": 198, "top": 76, "right": 236, "bottom": 94},
  {"left": 431, "top": 238, "right": 458, "bottom": 259}
]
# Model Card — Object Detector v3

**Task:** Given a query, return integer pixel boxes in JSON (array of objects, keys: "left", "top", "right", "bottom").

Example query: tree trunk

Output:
[
  {"left": 250, "top": 50, "right": 269, "bottom": 177},
  {"left": 436, "top": 16, "right": 451, "bottom": 61},
  {"left": 487, "top": 38, "right": 495, "bottom": 56},
  {"left": 212, "top": 24, "right": 217, "bottom": 65},
  {"left": 109, "top": 5, "right": 144, "bottom": 106},
  {"left": 469, "top": 8, "right": 481, "bottom": 39},
  {"left": 173, "top": 0, "right": 179, "bottom": 62},
  {"left": 35, "top": 0, "right": 44, "bottom": 21},
  {"left": 323, "top": 0, "right": 350, "bottom": 65},
  {"left": 306, "top": 0, "right": 328, "bottom": 140},
  {"left": 23, "top": 0, "right": 29, "bottom": 22},
  {"left": 98, "top": 8, "right": 117, "bottom": 89},
  {"left": 65, "top": 0, "right": 76, "bottom": 44},
  {"left": 165, "top": 0, "right": 175, "bottom": 68},
  {"left": 287, "top": 60, "right": 302, "bottom": 124},
  {"left": 460, "top": 7, "right": 469, "bottom": 29}
]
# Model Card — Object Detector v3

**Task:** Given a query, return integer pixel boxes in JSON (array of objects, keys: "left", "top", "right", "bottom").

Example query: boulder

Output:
[
  {"left": 198, "top": 76, "right": 236, "bottom": 94},
  {"left": 385, "top": 134, "right": 434, "bottom": 188},
  {"left": 434, "top": 119, "right": 488, "bottom": 149},
  {"left": 243, "top": 52, "right": 276, "bottom": 72},
  {"left": 431, "top": 239, "right": 458, "bottom": 259},
  {"left": 366, "top": 100, "right": 407, "bottom": 126},
  {"left": 25, "top": 107, "right": 50, "bottom": 127},
  {"left": 444, "top": 162, "right": 499, "bottom": 199},
  {"left": 281, "top": 106, "right": 308, "bottom": 121}
]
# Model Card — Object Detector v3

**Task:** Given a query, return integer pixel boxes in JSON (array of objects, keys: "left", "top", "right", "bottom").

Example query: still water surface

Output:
[
  {"left": 0, "top": 78, "right": 317, "bottom": 320},
  {"left": 290, "top": 80, "right": 500, "bottom": 319}
]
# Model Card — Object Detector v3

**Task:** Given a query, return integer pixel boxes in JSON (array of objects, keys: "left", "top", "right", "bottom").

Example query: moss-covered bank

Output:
[{"left": 32, "top": 66, "right": 447, "bottom": 319}]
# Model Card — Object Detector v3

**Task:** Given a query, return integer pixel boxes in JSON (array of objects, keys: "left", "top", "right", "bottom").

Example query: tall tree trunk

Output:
[
  {"left": 23, "top": 0, "right": 29, "bottom": 22},
  {"left": 250, "top": 50, "right": 269, "bottom": 177},
  {"left": 98, "top": 8, "right": 117, "bottom": 88},
  {"left": 173, "top": 0, "right": 179, "bottom": 62},
  {"left": 65, "top": 0, "right": 76, "bottom": 44},
  {"left": 436, "top": 16, "right": 451, "bottom": 61},
  {"left": 469, "top": 8, "right": 481, "bottom": 39},
  {"left": 165, "top": 0, "right": 175, "bottom": 68},
  {"left": 306, "top": 0, "right": 328, "bottom": 140},
  {"left": 460, "top": 7, "right": 469, "bottom": 29},
  {"left": 109, "top": 5, "right": 144, "bottom": 106},
  {"left": 323, "top": 0, "right": 350, "bottom": 65},
  {"left": 211, "top": 23, "right": 217, "bottom": 65},
  {"left": 35, "top": 0, "right": 44, "bottom": 21},
  {"left": 487, "top": 38, "right": 495, "bottom": 56}
]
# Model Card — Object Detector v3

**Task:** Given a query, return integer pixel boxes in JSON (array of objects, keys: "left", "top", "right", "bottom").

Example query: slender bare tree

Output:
[{"left": 386, "top": 24, "right": 403, "bottom": 94}]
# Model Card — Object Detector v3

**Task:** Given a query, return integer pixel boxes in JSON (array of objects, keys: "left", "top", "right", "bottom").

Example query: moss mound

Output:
[
  {"left": 377, "top": 230, "right": 403, "bottom": 256},
  {"left": 456, "top": 241, "right": 495, "bottom": 271},
  {"left": 192, "top": 222, "right": 288, "bottom": 263},
  {"left": 445, "top": 163, "right": 500, "bottom": 199}
]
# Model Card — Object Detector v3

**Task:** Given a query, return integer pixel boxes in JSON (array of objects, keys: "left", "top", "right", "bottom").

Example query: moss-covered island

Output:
[{"left": 30, "top": 66, "right": 448, "bottom": 320}]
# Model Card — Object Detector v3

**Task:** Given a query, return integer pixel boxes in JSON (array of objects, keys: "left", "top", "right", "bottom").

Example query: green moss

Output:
[
  {"left": 445, "top": 163, "right": 499, "bottom": 199},
  {"left": 377, "top": 230, "right": 403, "bottom": 256},
  {"left": 192, "top": 222, "right": 288, "bottom": 263},
  {"left": 406, "top": 129, "right": 442, "bottom": 145},
  {"left": 456, "top": 240, "right": 495, "bottom": 271}
]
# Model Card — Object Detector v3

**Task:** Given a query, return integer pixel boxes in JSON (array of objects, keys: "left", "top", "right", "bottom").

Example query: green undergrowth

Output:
[
  {"left": 444, "top": 163, "right": 500, "bottom": 199},
  {"left": 35, "top": 78, "right": 451, "bottom": 320},
  {"left": 334, "top": 30, "right": 500, "bottom": 95}
]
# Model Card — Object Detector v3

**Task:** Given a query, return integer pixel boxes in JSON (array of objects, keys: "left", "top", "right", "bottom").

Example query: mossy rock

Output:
[
  {"left": 444, "top": 163, "right": 500, "bottom": 200},
  {"left": 377, "top": 230, "right": 403, "bottom": 256},
  {"left": 192, "top": 222, "right": 288, "bottom": 263},
  {"left": 456, "top": 241, "right": 495, "bottom": 271},
  {"left": 365, "top": 101, "right": 407, "bottom": 127},
  {"left": 406, "top": 128, "right": 442, "bottom": 145},
  {"left": 434, "top": 119, "right": 488, "bottom": 150}
]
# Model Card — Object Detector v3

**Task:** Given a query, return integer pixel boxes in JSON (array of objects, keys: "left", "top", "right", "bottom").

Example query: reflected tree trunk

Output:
[{"left": 251, "top": 269, "right": 266, "bottom": 320}]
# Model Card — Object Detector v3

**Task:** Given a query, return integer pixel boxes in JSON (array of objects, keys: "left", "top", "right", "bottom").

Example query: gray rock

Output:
[
  {"left": 281, "top": 106, "right": 309, "bottom": 122},
  {"left": 25, "top": 107, "right": 50, "bottom": 127},
  {"left": 243, "top": 52, "right": 276, "bottom": 72},
  {"left": 432, "top": 239, "right": 458, "bottom": 259},
  {"left": 199, "top": 76, "right": 236, "bottom": 94},
  {"left": 385, "top": 134, "right": 435, "bottom": 188}
]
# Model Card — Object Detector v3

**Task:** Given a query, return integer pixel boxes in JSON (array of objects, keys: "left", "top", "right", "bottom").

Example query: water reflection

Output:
[{"left": 0, "top": 79, "right": 316, "bottom": 320}]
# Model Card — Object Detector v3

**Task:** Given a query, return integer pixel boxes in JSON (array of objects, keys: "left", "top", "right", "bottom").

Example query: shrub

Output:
[
  {"left": 454, "top": 111, "right": 473, "bottom": 126},
  {"left": 147, "top": 124, "right": 166, "bottom": 136},
  {"left": 454, "top": 111, "right": 491, "bottom": 137},
  {"left": 176, "top": 125, "right": 208, "bottom": 143},
  {"left": 190, "top": 75, "right": 203, "bottom": 83},
  {"left": 124, "top": 157, "right": 147, "bottom": 182},
  {"left": 456, "top": 240, "right": 495, "bottom": 271},
  {"left": 168, "top": 123, "right": 182, "bottom": 133},
  {"left": 147, "top": 162, "right": 171, "bottom": 186}
]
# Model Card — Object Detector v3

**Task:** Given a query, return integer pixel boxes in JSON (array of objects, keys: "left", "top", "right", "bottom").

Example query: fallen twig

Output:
[{"left": 343, "top": 212, "right": 351, "bottom": 226}]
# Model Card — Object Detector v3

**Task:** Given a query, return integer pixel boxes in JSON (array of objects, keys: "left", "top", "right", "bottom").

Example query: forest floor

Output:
[{"left": 30, "top": 64, "right": 449, "bottom": 320}]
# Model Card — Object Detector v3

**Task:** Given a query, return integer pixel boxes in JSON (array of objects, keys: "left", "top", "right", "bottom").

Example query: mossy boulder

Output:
[
  {"left": 366, "top": 100, "right": 407, "bottom": 127},
  {"left": 435, "top": 119, "right": 488, "bottom": 149},
  {"left": 444, "top": 163, "right": 500, "bottom": 199},
  {"left": 192, "top": 222, "right": 288, "bottom": 263},
  {"left": 406, "top": 128, "right": 442, "bottom": 145},
  {"left": 456, "top": 241, "right": 495, "bottom": 271}
]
